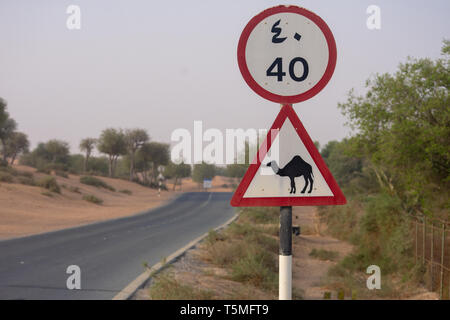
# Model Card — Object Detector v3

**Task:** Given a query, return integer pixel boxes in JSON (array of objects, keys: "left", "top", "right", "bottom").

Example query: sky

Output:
[{"left": 0, "top": 0, "right": 449, "bottom": 155}]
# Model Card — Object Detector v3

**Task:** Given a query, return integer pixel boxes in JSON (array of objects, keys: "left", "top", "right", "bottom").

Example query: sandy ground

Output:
[
  {"left": 291, "top": 206, "right": 353, "bottom": 299},
  {"left": 0, "top": 165, "right": 236, "bottom": 240}
]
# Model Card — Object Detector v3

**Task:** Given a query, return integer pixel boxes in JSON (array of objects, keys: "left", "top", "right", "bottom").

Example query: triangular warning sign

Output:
[{"left": 231, "top": 105, "right": 346, "bottom": 207}]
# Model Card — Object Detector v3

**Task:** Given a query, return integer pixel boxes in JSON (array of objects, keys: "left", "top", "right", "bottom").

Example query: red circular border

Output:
[{"left": 237, "top": 6, "right": 337, "bottom": 104}]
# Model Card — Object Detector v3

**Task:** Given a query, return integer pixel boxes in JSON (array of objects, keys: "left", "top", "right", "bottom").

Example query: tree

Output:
[
  {"left": 0, "top": 97, "right": 17, "bottom": 162},
  {"left": 4, "top": 132, "right": 29, "bottom": 165},
  {"left": 0, "top": 97, "right": 7, "bottom": 127},
  {"left": 125, "top": 129, "right": 149, "bottom": 181},
  {"left": 45, "top": 140, "right": 70, "bottom": 164},
  {"left": 79, "top": 138, "right": 97, "bottom": 173},
  {"left": 97, "top": 128, "right": 127, "bottom": 177},
  {"left": 338, "top": 40, "right": 449, "bottom": 212},
  {"left": 225, "top": 163, "right": 247, "bottom": 179},
  {"left": 164, "top": 161, "right": 191, "bottom": 190},
  {"left": 0, "top": 118, "right": 17, "bottom": 162},
  {"left": 192, "top": 162, "right": 216, "bottom": 184},
  {"left": 136, "top": 142, "right": 170, "bottom": 184}
]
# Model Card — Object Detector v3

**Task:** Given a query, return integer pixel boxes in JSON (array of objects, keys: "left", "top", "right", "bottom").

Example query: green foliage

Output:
[
  {"left": 0, "top": 97, "right": 17, "bottom": 162},
  {"left": 239, "top": 206, "right": 279, "bottom": 224},
  {"left": 55, "top": 170, "right": 69, "bottom": 178},
  {"left": 119, "top": 189, "right": 132, "bottom": 195},
  {"left": 86, "top": 156, "right": 110, "bottom": 176},
  {"left": 97, "top": 128, "right": 127, "bottom": 177},
  {"left": 225, "top": 163, "right": 248, "bottom": 178},
  {"left": 62, "top": 184, "right": 81, "bottom": 193},
  {"left": 82, "top": 194, "right": 103, "bottom": 205},
  {"left": 20, "top": 140, "right": 70, "bottom": 171},
  {"left": 192, "top": 162, "right": 216, "bottom": 184},
  {"left": 0, "top": 171, "right": 14, "bottom": 183},
  {"left": 3, "top": 132, "right": 29, "bottom": 165},
  {"left": 37, "top": 176, "right": 61, "bottom": 193},
  {"left": 44, "top": 140, "right": 70, "bottom": 164},
  {"left": 79, "top": 138, "right": 97, "bottom": 173},
  {"left": 230, "top": 245, "right": 277, "bottom": 291},
  {"left": 150, "top": 272, "right": 214, "bottom": 300},
  {"left": 79, "top": 176, "right": 115, "bottom": 191},
  {"left": 338, "top": 41, "right": 449, "bottom": 213},
  {"left": 319, "top": 43, "right": 449, "bottom": 296},
  {"left": 125, "top": 129, "right": 149, "bottom": 180},
  {"left": 135, "top": 141, "right": 170, "bottom": 182},
  {"left": 17, "top": 176, "right": 35, "bottom": 186},
  {"left": 164, "top": 161, "right": 191, "bottom": 179}
]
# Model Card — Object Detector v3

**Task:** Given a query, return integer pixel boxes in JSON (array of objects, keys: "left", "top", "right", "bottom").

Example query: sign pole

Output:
[{"left": 279, "top": 206, "right": 292, "bottom": 300}]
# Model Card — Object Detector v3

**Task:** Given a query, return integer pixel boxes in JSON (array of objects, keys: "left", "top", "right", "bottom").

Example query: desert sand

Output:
[{"left": 0, "top": 165, "right": 236, "bottom": 240}]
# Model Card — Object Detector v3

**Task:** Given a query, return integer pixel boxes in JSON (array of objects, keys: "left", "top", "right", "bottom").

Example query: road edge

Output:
[{"left": 112, "top": 212, "right": 239, "bottom": 300}]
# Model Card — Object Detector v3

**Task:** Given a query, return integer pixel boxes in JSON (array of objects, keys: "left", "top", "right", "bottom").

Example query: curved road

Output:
[{"left": 0, "top": 192, "right": 235, "bottom": 300}]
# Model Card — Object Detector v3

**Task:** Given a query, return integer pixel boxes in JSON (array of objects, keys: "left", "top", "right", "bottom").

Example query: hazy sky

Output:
[{"left": 0, "top": 0, "right": 449, "bottom": 154}]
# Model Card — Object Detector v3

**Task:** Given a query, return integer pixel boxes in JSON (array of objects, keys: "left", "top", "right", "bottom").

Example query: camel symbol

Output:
[{"left": 266, "top": 155, "right": 314, "bottom": 194}]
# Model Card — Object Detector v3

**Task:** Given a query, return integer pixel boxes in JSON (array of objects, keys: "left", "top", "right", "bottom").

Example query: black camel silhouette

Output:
[{"left": 266, "top": 155, "right": 314, "bottom": 194}]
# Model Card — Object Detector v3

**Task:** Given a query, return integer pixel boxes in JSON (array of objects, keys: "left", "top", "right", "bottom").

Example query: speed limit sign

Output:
[{"left": 237, "top": 6, "right": 337, "bottom": 104}]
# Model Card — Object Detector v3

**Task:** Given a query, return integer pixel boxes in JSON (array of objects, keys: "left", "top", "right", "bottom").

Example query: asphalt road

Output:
[{"left": 0, "top": 192, "right": 235, "bottom": 300}]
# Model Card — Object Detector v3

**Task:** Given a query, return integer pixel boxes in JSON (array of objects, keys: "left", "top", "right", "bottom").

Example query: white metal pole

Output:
[
  {"left": 279, "top": 206, "right": 292, "bottom": 300},
  {"left": 279, "top": 255, "right": 292, "bottom": 300}
]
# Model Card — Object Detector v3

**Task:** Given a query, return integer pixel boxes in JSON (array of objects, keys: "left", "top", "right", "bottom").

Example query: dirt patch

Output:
[{"left": 292, "top": 206, "right": 353, "bottom": 299}]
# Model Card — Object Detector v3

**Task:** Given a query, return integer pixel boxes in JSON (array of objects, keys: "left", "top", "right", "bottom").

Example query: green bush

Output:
[
  {"left": 36, "top": 166, "right": 51, "bottom": 174},
  {"left": 41, "top": 191, "right": 53, "bottom": 197},
  {"left": 150, "top": 272, "right": 214, "bottom": 300},
  {"left": 230, "top": 245, "right": 277, "bottom": 291},
  {"left": 55, "top": 170, "right": 69, "bottom": 178},
  {"left": 0, "top": 166, "right": 18, "bottom": 176},
  {"left": 17, "top": 176, "right": 36, "bottom": 186},
  {"left": 37, "top": 176, "right": 61, "bottom": 193},
  {"left": 83, "top": 194, "right": 103, "bottom": 205},
  {"left": 18, "top": 171, "right": 33, "bottom": 178},
  {"left": 0, "top": 171, "right": 14, "bottom": 183},
  {"left": 80, "top": 176, "right": 115, "bottom": 191},
  {"left": 119, "top": 189, "right": 132, "bottom": 195},
  {"left": 240, "top": 207, "right": 279, "bottom": 224}
]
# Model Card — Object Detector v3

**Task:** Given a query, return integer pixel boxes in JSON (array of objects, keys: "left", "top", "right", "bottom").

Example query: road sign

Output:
[
  {"left": 203, "top": 179, "right": 212, "bottom": 189},
  {"left": 237, "top": 5, "right": 337, "bottom": 104},
  {"left": 230, "top": 104, "right": 346, "bottom": 207}
]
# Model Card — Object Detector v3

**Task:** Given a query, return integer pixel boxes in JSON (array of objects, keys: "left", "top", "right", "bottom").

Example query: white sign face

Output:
[
  {"left": 246, "top": 13, "right": 328, "bottom": 97},
  {"left": 203, "top": 179, "right": 212, "bottom": 189},
  {"left": 230, "top": 105, "right": 346, "bottom": 207},
  {"left": 237, "top": 6, "right": 336, "bottom": 104},
  {"left": 243, "top": 118, "right": 333, "bottom": 198}
]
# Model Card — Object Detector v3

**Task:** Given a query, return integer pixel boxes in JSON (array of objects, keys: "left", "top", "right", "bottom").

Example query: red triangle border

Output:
[{"left": 230, "top": 105, "right": 346, "bottom": 207}]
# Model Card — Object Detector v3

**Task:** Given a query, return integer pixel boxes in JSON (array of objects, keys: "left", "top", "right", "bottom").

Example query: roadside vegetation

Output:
[
  {"left": 82, "top": 194, "right": 104, "bottom": 205},
  {"left": 148, "top": 207, "right": 292, "bottom": 300},
  {"left": 79, "top": 176, "right": 115, "bottom": 191},
  {"left": 318, "top": 41, "right": 449, "bottom": 298}
]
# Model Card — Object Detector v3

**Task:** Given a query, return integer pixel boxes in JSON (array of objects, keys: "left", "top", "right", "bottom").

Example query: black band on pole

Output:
[{"left": 280, "top": 206, "right": 292, "bottom": 256}]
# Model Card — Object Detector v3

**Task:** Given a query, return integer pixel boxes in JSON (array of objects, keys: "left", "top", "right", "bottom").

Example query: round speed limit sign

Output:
[{"left": 237, "top": 6, "right": 337, "bottom": 104}]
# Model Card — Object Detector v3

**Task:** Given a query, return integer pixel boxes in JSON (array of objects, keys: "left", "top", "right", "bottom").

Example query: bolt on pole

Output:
[{"left": 279, "top": 206, "right": 292, "bottom": 300}]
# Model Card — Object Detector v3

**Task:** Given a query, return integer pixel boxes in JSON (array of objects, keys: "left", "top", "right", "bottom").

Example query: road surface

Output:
[{"left": 0, "top": 192, "right": 235, "bottom": 300}]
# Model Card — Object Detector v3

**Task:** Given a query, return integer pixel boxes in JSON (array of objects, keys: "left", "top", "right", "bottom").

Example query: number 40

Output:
[{"left": 266, "top": 57, "right": 309, "bottom": 82}]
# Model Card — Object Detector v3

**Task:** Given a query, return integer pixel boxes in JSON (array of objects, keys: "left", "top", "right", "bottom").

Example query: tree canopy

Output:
[{"left": 338, "top": 41, "right": 449, "bottom": 213}]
